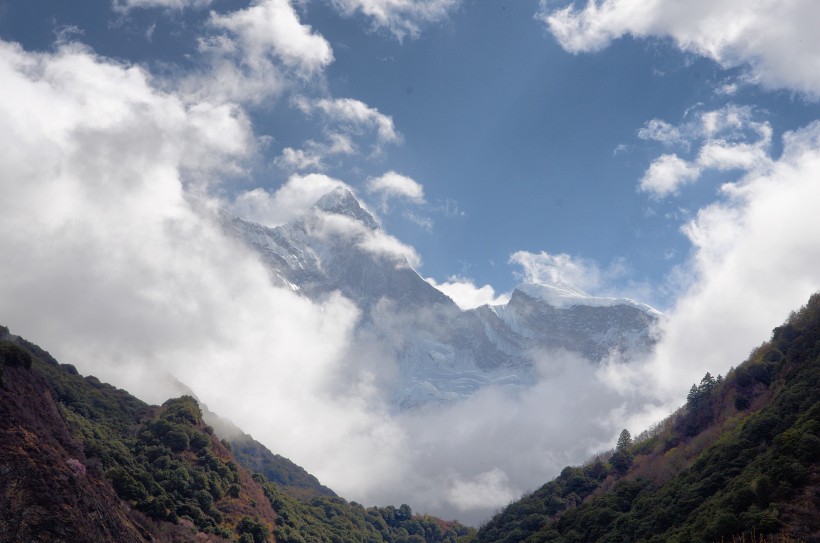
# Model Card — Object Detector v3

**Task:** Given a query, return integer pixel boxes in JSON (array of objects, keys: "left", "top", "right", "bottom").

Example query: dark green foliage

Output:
[
  {"left": 229, "top": 434, "right": 336, "bottom": 499},
  {"left": 0, "top": 339, "right": 34, "bottom": 386},
  {"left": 263, "top": 484, "right": 475, "bottom": 543},
  {"left": 0, "top": 341, "right": 33, "bottom": 368},
  {"left": 237, "top": 516, "right": 271, "bottom": 543},
  {"left": 475, "top": 293, "right": 820, "bottom": 543},
  {"left": 84, "top": 396, "right": 243, "bottom": 531}
]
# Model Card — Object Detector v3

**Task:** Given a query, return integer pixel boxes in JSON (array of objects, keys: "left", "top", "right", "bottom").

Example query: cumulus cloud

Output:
[
  {"left": 277, "top": 96, "right": 401, "bottom": 172},
  {"left": 185, "top": 0, "right": 333, "bottom": 104},
  {"left": 294, "top": 95, "right": 400, "bottom": 145},
  {"left": 537, "top": 0, "right": 820, "bottom": 98},
  {"left": 230, "top": 173, "right": 351, "bottom": 226},
  {"left": 328, "top": 0, "right": 462, "bottom": 40},
  {"left": 366, "top": 171, "right": 425, "bottom": 212},
  {"left": 639, "top": 154, "right": 702, "bottom": 198},
  {"left": 274, "top": 133, "right": 357, "bottom": 171},
  {"left": 209, "top": 0, "right": 333, "bottom": 74},
  {"left": 637, "top": 118, "right": 685, "bottom": 147},
  {"left": 637, "top": 105, "right": 774, "bottom": 198},
  {"left": 425, "top": 276, "right": 510, "bottom": 310}
]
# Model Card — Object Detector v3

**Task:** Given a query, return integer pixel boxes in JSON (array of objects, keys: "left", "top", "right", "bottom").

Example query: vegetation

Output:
[
  {"left": 263, "top": 485, "right": 475, "bottom": 543},
  {"left": 228, "top": 433, "right": 337, "bottom": 500},
  {"left": 476, "top": 293, "right": 820, "bottom": 543},
  {"left": 1, "top": 324, "right": 474, "bottom": 542}
]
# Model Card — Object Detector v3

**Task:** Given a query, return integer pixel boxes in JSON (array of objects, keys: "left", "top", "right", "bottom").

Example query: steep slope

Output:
[
  {"left": 200, "top": 408, "right": 336, "bottom": 501},
  {"left": 474, "top": 294, "right": 820, "bottom": 543},
  {"left": 0, "top": 338, "right": 148, "bottom": 543},
  {"left": 0, "top": 325, "right": 475, "bottom": 542},
  {"left": 226, "top": 189, "right": 660, "bottom": 409}
]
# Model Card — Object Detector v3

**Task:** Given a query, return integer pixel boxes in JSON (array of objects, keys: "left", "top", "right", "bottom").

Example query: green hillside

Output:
[
  {"left": 0, "top": 325, "right": 474, "bottom": 543},
  {"left": 475, "top": 294, "right": 820, "bottom": 543}
]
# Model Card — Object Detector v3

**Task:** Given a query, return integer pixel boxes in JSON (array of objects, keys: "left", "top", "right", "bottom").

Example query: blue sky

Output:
[
  {"left": 3, "top": 0, "right": 820, "bottom": 523},
  {"left": 4, "top": 0, "right": 818, "bottom": 310}
]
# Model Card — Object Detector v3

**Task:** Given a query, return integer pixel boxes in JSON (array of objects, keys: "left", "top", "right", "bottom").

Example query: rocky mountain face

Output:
[{"left": 226, "top": 188, "right": 660, "bottom": 408}]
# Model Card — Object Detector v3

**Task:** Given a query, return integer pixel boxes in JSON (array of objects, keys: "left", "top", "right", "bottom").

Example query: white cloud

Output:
[
  {"left": 637, "top": 105, "right": 774, "bottom": 198},
  {"left": 275, "top": 146, "right": 327, "bottom": 170},
  {"left": 274, "top": 133, "right": 356, "bottom": 171},
  {"left": 537, "top": 0, "right": 820, "bottom": 98},
  {"left": 425, "top": 276, "right": 510, "bottom": 310},
  {"left": 446, "top": 469, "right": 517, "bottom": 512},
  {"left": 637, "top": 118, "right": 685, "bottom": 147},
  {"left": 366, "top": 171, "right": 425, "bottom": 212},
  {"left": 295, "top": 95, "right": 400, "bottom": 145},
  {"left": 278, "top": 96, "right": 401, "bottom": 172},
  {"left": 509, "top": 251, "right": 602, "bottom": 292},
  {"left": 184, "top": 0, "right": 333, "bottom": 104},
  {"left": 328, "top": 0, "right": 462, "bottom": 40},
  {"left": 379, "top": 349, "right": 646, "bottom": 523},
  {"left": 209, "top": 0, "right": 333, "bottom": 74},
  {"left": 230, "top": 173, "right": 350, "bottom": 226},
  {"left": 316, "top": 213, "right": 421, "bottom": 268},
  {"left": 113, "top": 0, "right": 213, "bottom": 11},
  {"left": 639, "top": 153, "right": 702, "bottom": 198}
]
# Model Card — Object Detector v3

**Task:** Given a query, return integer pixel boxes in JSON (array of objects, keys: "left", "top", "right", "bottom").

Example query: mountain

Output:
[
  {"left": 0, "top": 325, "right": 475, "bottom": 542},
  {"left": 473, "top": 293, "right": 820, "bottom": 543},
  {"left": 226, "top": 189, "right": 660, "bottom": 408}
]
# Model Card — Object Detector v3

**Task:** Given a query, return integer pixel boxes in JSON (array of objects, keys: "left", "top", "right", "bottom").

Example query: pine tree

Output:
[{"left": 616, "top": 429, "right": 632, "bottom": 452}]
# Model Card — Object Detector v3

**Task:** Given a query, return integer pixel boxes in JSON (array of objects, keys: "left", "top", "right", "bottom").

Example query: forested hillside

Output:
[
  {"left": 475, "top": 294, "right": 820, "bottom": 543},
  {"left": 0, "top": 326, "right": 474, "bottom": 543}
]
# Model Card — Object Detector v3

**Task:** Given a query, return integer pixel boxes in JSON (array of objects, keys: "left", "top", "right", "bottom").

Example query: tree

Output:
[
  {"left": 616, "top": 429, "right": 632, "bottom": 453},
  {"left": 611, "top": 429, "right": 634, "bottom": 475}
]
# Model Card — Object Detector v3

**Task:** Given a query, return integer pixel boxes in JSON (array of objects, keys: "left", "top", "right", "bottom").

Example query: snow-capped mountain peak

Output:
[
  {"left": 226, "top": 188, "right": 661, "bottom": 409},
  {"left": 313, "top": 187, "right": 379, "bottom": 230}
]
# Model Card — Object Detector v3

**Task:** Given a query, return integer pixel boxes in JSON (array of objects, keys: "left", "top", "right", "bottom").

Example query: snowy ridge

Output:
[
  {"left": 515, "top": 283, "right": 663, "bottom": 317},
  {"left": 226, "top": 188, "right": 661, "bottom": 409}
]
